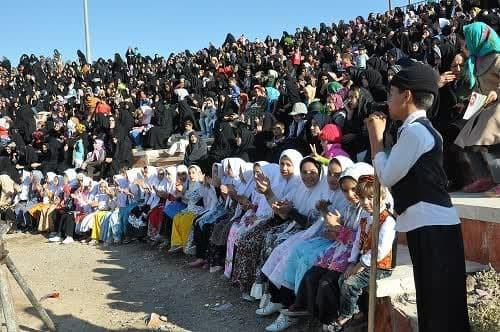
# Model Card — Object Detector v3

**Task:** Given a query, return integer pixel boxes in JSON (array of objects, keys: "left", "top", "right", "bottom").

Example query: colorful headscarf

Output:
[{"left": 463, "top": 22, "right": 500, "bottom": 88}]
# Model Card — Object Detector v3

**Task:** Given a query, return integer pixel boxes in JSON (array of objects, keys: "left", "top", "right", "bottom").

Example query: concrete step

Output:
[{"left": 377, "top": 245, "right": 489, "bottom": 298}]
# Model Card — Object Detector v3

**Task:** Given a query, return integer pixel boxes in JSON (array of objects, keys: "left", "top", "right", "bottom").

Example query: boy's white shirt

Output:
[
  {"left": 372, "top": 110, "right": 460, "bottom": 232},
  {"left": 348, "top": 213, "right": 396, "bottom": 267}
]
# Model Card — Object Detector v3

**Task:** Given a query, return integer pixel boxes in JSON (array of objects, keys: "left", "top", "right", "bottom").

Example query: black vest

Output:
[{"left": 392, "top": 118, "right": 452, "bottom": 215}]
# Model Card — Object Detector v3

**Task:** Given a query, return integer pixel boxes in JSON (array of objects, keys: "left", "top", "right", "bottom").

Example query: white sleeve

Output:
[
  {"left": 360, "top": 215, "right": 397, "bottom": 267},
  {"left": 348, "top": 226, "right": 362, "bottom": 263},
  {"left": 373, "top": 123, "right": 434, "bottom": 188}
]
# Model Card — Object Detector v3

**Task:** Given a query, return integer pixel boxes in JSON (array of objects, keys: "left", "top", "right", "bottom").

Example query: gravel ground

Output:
[{"left": 3, "top": 233, "right": 315, "bottom": 332}]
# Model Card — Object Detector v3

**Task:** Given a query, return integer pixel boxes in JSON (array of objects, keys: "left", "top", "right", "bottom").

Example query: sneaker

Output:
[
  {"left": 48, "top": 236, "right": 61, "bottom": 242},
  {"left": 209, "top": 266, "right": 223, "bottom": 273},
  {"left": 88, "top": 240, "right": 99, "bottom": 246},
  {"left": 48, "top": 232, "right": 58, "bottom": 238},
  {"left": 62, "top": 237, "right": 75, "bottom": 244},
  {"left": 241, "top": 293, "right": 255, "bottom": 302},
  {"left": 256, "top": 302, "right": 283, "bottom": 317},
  {"left": 265, "top": 313, "right": 298, "bottom": 332}
]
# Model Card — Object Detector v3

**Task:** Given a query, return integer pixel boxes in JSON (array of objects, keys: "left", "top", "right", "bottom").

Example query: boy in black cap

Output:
[{"left": 366, "top": 62, "right": 470, "bottom": 332}]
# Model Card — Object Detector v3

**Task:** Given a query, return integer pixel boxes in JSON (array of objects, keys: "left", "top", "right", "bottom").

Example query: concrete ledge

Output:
[
  {"left": 376, "top": 245, "right": 489, "bottom": 298},
  {"left": 451, "top": 192, "right": 500, "bottom": 224}
]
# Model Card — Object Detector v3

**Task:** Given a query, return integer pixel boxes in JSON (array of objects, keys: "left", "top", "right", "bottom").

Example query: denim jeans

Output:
[
  {"left": 199, "top": 117, "right": 215, "bottom": 136},
  {"left": 338, "top": 268, "right": 392, "bottom": 318}
]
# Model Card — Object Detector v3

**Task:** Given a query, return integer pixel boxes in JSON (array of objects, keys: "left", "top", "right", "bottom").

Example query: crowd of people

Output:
[{"left": 0, "top": 0, "right": 498, "bottom": 331}]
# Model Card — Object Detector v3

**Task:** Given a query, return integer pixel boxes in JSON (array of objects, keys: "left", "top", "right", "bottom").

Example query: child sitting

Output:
[{"left": 329, "top": 175, "right": 396, "bottom": 331}]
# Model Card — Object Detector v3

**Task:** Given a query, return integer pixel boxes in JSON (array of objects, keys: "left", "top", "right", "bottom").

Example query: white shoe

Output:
[
  {"left": 209, "top": 266, "right": 223, "bottom": 274},
  {"left": 241, "top": 292, "right": 255, "bottom": 302},
  {"left": 62, "top": 237, "right": 74, "bottom": 244},
  {"left": 265, "top": 313, "right": 298, "bottom": 332},
  {"left": 48, "top": 236, "right": 61, "bottom": 242},
  {"left": 255, "top": 302, "right": 283, "bottom": 317},
  {"left": 48, "top": 232, "right": 58, "bottom": 238}
]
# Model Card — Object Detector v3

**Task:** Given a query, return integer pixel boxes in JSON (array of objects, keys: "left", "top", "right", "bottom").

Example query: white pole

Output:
[{"left": 83, "top": 0, "right": 92, "bottom": 63}]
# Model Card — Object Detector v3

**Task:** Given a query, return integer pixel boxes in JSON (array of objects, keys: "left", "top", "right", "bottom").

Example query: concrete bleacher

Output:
[{"left": 131, "top": 135, "right": 213, "bottom": 167}]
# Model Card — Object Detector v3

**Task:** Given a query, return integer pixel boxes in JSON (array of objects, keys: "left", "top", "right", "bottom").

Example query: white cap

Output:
[{"left": 289, "top": 102, "right": 308, "bottom": 116}]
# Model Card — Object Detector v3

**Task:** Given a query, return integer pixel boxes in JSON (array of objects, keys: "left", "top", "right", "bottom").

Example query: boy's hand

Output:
[
  {"left": 366, "top": 112, "right": 387, "bottom": 141},
  {"left": 344, "top": 263, "right": 364, "bottom": 279}
]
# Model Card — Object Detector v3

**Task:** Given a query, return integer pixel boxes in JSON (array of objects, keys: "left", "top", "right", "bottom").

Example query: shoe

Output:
[
  {"left": 209, "top": 266, "right": 223, "bottom": 273},
  {"left": 241, "top": 293, "right": 255, "bottom": 302},
  {"left": 48, "top": 232, "right": 58, "bottom": 238},
  {"left": 462, "top": 177, "right": 495, "bottom": 193},
  {"left": 48, "top": 236, "right": 61, "bottom": 242},
  {"left": 256, "top": 302, "right": 283, "bottom": 317},
  {"left": 62, "top": 237, "right": 75, "bottom": 244},
  {"left": 259, "top": 292, "right": 271, "bottom": 309},
  {"left": 183, "top": 245, "right": 196, "bottom": 256},
  {"left": 282, "top": 304, "right": 309, "bottom": 317},
  {"left": 250, "top": 282, "right": 263, "bottom": 300},
  {"left": 485, "top": 184, "right": 500, "bottom": 197},
  {"left": 168, "top": 246, "right": 183, "bottom": 253},
  {"left": 88, "top": 240, "right": 99, "bottom": 246},
  {"left": 326, "top": 322, "right": 344, "bottom": 332},
  {"left": 265, "top": 313, "right": 298, "bottom": 332},
  {"left": 189, "top": 259, "right": 207, "bottom": 268}
]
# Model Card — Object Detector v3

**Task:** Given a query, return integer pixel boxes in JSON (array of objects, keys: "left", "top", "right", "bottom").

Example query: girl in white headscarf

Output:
[
  {"left": 224, "top": 162, "right": 279, "bottom": 278},
  {"left": 206, "top": 158, "right": 255, "bottom": 272},
  {"left": 169, "top": 165, "right": 206, "bottom": 252},
  {"left": 231, "top": 149, "right": 303, "bottom": 299},
  {"left": 188, "top": 163, "right": 230, "bottom": 268},
  {"left": 146, "top": 167, "right": 176, "bottom": 241}
]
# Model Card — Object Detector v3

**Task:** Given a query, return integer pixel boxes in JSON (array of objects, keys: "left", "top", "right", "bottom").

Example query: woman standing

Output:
[{"left": 454, "top": 22, "right": 500, "bottom": 196}]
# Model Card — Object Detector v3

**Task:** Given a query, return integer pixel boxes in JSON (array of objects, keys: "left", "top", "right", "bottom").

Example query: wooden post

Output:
[
  {"left": 0, "top": 266, "right": 18, "bottom": 332},
  {"left": 5, "top": 256, "right": 57, "bottom": 331},
  {"left": 367, "top": 176, "right": 382, "bottom": 332}
]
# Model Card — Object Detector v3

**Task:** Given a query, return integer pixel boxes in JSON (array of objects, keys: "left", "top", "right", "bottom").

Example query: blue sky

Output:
[{"left": 1, "top": 0, "right": 412, "bottom": 63}]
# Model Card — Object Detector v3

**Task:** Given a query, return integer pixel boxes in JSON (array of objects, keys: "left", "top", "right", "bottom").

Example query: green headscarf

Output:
[
  {"left": 327, "top": 81, "right": 342, "bottom": 94},
  {"left": 463, "top": 22, "right": 500, "bottom": 89}
]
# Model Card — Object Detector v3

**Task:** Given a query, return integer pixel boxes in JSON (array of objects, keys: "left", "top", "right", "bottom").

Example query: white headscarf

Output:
[
  {"left": 165, "top": 166, "right": 177, "bottom": 195},
  {"left": 339, "top": 162, "right": 374, "bottom": 183},
  {"left": 289, "top": 157, "right": 330, "bottom": 217},
  {"left": 64, "top": 169, "right": 78, "bottom": 188},
  {"left": 275, "top": 149, "right": 304, "bottom": 200}
]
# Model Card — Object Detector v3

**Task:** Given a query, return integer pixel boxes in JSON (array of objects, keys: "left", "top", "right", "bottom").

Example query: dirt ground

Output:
[{"left": 3, "top": 233, "right": 314, "bottom": 332}]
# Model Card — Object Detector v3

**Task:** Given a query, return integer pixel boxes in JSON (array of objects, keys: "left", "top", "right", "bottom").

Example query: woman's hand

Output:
[
  {"left": 325, "top": 210, "right": 342, "bottom": 229},
  {"left": 438, "top": 71, "right": 456, "bottom": 88},
  {"left": 316, "top": 200, "right": 330, "bottom": 214},
  {"left": 255, "top": 171, "right": 271, "bottom": 195},
  {"left": 484, "top": 90, "right": 498, "bottom": 108},
  {"left": 310, "top": 144, "right": 320, "bottom": 159}
]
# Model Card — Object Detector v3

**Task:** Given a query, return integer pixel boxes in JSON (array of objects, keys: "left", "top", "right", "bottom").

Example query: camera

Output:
[{"left": 366, "top": 101, "right": 389, "bottom": 116}]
